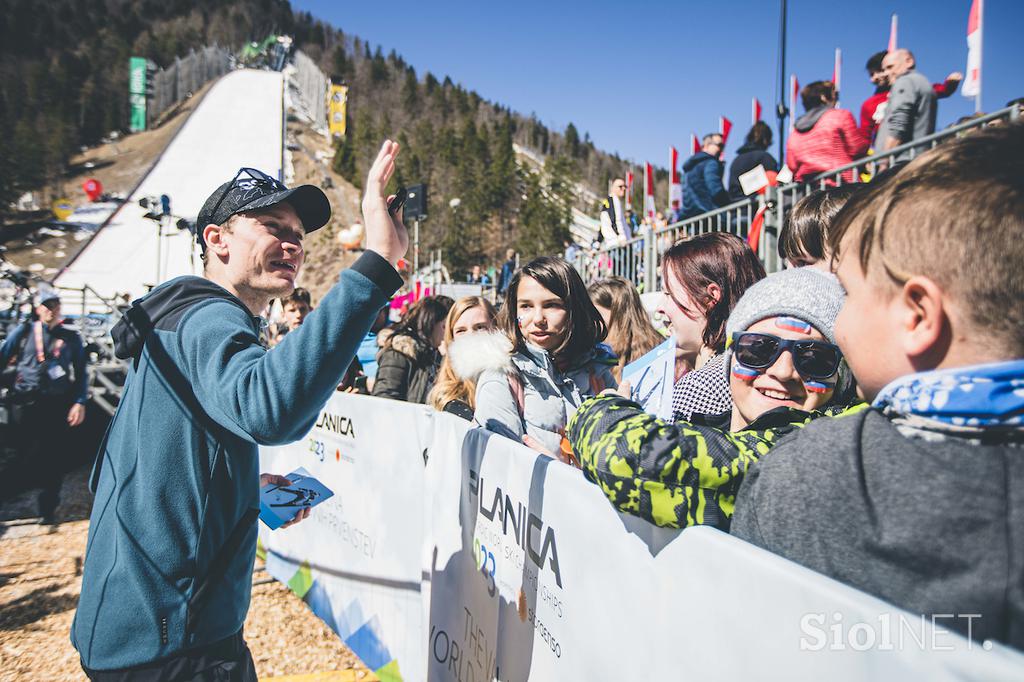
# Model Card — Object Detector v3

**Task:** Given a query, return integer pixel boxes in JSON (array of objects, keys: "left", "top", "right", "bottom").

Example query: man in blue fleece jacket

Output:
[{"left": 72, "top": 141, "right": 408, "bottom": 680}]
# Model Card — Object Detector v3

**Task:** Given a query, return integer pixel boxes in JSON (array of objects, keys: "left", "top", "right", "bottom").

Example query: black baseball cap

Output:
[{"left": 194, "top": 167, "right": 331, "bottom": 251}]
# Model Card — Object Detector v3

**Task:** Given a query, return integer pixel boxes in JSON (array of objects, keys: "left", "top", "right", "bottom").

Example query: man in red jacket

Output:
[{"left": 859, "top": 50, "right": 962, "bottom": 145}]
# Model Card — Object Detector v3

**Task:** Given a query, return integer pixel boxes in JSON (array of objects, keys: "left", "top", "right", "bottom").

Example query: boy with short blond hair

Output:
[{"left": 731, "top": 123, "right": 1024, "bottom": 649}]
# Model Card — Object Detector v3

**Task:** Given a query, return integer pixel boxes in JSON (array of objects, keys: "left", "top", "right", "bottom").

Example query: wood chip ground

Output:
[{"left": 0, "top": 464, "right": 377, "bottom": 681}]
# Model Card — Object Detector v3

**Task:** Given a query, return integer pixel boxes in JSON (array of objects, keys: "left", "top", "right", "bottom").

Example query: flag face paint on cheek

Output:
[
  {"left": 775, "top": 317, "right": 813, "bottom": 334},
  {"left": 732, "top": 363, "right": 760, "bottom": 381},
  {"left": 805, "top": 380, "right": 833, "bottom": 394}
]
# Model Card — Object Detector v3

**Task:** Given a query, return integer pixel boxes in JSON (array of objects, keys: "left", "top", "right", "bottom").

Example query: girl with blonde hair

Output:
[
  {"left": 428, "top": 296, "right": 498, "bottom": 417},
  {"left": 588, "top": 277, "right": 665, "bottom": 381}
]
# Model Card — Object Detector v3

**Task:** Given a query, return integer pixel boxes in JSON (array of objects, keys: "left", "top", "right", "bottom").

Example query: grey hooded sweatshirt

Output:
[{"left": 731, "top": 407, "right": 1024, "bottom": 649}]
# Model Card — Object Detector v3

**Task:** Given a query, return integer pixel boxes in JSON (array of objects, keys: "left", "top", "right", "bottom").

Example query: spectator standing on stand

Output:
[
  {"left": 0, "top": 286, "right": 87, "bottom": 525},
  {"left": 728, "top": 122, "right": 777, "bottom": 201},
  {"left": 877, "top": 49, "right": 937, "bottom": 157},
  {"left": 860, "top": 50, "right": 960, "bottom": 145},
  {"left": 681, "top": 134, "right": 730, "bottom": 219},
  {"left": 786, "top": 81, "right": 869, "bottom": 183},
  {"left": 466, "top": 265, "right": 490, "bottom": 285},
  {"left": 598, "top": 177, "right": 631, "bottom": 243},
  {"left": 497, "top": 248, "right": 517, "bottom": 296}
]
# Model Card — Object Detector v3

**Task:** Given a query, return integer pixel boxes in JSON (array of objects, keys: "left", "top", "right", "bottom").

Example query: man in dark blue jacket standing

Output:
[
  {"left": 71, "top": 141, "right": 408, "bottom": 681},
  {"left": 681, "top": 133, "right": 730, "bottom": 219},
  {"left": 0, "top": 285, "right": 88, "bottom": 524}
]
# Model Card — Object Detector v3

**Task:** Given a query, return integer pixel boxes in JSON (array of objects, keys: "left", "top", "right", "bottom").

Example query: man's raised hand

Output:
[{"left": 362, "top": 140, "right": 410, "bottom": 267}]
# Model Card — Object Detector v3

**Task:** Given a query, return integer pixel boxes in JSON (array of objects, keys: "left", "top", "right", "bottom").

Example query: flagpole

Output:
[
  {"left": 777, "top": 0, "right": 788, "bottom": 165},
  {"left": 977, "top": 0, "right": 983, "bottom": 113}
]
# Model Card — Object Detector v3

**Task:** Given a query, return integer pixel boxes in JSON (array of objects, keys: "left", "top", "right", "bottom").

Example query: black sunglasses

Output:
[
  {"left": 730, "top": 332, "right": 842, "bottom": 380},
  {"left": 206, "top": 167, "right": 287, "bottom": 225}
]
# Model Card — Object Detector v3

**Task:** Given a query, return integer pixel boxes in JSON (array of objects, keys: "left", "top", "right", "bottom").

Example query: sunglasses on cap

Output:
[
  {"left": 730, "top": 332, "right": 842, "bottom": 381},
  {"left": 205, "top": 167, "right": 288, "bottom": 223}
]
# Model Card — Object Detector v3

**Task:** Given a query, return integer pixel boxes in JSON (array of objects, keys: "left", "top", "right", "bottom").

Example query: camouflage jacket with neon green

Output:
[{"left": 566, "top": 395, "right": 864, "bottom": 530}]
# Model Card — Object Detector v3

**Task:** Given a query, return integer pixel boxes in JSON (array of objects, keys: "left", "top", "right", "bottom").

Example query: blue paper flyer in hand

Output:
[
  {"left": 259, "top": 467, "right": 334, "bottom": 530},
  {"left": 621, "top": 335, "right": 676, "bottom": 421}
]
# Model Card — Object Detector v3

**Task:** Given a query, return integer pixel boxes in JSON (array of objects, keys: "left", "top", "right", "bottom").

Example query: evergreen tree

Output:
[{"left": 564, "top": 122, "right": 580, "bottom": 158}]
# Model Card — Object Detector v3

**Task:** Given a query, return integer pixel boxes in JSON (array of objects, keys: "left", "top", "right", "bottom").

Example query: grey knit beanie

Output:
[
  {"left": 724, "top": 267, "right": 852, "bottom": 396},
  {"left": 726, "top": 267, "right": 845, "bottom": 343}
]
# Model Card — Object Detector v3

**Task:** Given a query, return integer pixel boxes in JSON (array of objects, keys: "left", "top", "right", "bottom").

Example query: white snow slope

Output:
[{"left": 57, "top": 69, "right": 284, "bottom": 304}]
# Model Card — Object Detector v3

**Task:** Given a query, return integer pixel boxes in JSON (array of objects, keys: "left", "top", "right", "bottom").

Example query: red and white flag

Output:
[
  {"left": 789, "top": 75, "right": 799, "bottom": 132},
  {"left": 669, "top": 147, "right": 682, "bottom": 211},
  {"left": 833, "top": 48, "right": 842, "bottom": 93},
  {"left": 963, "top": 0, "right": 982, "bottom": 102},
  {"left": 690, "top": 132, "right": 700, "bottom": 155},
  {"left": 752, "top": 97, "right": 762, "bottom": 124},
  {"left": 643, "top": 162, "right": 656, "bottom": 220},
  {"left": 719, "top": 116, "right": 733, "bottom": 146},
  {"left": 625, "top": 171, "right": 634, "bottom": 212},
  {"left": 888, "top": 14, "right": 898, "bottom": 52}
]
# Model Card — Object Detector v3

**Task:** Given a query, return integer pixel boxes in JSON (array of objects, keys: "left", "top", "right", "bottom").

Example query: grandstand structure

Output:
[{"left": 580, "top": 104, "right": 1021, "bottom": 290}]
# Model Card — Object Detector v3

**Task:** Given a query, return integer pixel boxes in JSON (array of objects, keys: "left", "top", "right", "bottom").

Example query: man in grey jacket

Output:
[{"left": 878, "top": 49, "right": 936, "bottom": 157}]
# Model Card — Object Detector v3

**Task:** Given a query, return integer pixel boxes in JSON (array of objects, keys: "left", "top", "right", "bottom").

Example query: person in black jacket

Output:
[
  {"left": 727, "top": 121, "right": 778, "bottom": 201},
  {"left": 0, "top": 286, "right": 88, "bottom": 524},
  {"left": 372, "top": 295, "right": 453, "bottom": 403}
]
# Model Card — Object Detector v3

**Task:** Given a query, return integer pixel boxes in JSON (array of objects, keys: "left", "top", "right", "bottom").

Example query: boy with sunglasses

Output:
[
  {"left": 731, "top": 124, "right": 1024, "bottom": 649},
  {"left": 567, "top": 266, "right": 855, "bottom": 531},
  {"left": 72, "top": 142, "right": 408, "bottom": 680}
]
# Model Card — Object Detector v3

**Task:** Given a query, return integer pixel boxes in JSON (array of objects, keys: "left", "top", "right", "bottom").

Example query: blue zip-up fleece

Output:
[
  {"left": 71, "top": 251, "right": 402, "bottom": 670},
  {"left": 682, "top": 151, "right": 729, "bottom": 218}
]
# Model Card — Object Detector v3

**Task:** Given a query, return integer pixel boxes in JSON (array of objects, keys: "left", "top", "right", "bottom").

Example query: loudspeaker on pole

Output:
[{"left": 404, "top": 183, "right": 428, "bottom": 222}]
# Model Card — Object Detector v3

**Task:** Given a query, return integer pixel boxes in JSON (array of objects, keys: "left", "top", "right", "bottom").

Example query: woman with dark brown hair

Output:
[
  {"left": 371, "top": 295, "right": 454, "bottom": 403},
  {"left": 657, "top": 233, "right": 765, "bottom": 423},
  {"left": 588, "top": 277, "right": 665, "bottom": 382},
  {"left": 474, "top": 256, "right": 617, "bottom": 453}
]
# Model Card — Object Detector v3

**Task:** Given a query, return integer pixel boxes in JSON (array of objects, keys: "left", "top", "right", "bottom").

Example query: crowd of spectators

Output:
[
  {"left": 585, "top": 46, "right": 976, "bottom": 255},
  {"left": 361, "top": 123, "right": 1024, "bottom": 651}
]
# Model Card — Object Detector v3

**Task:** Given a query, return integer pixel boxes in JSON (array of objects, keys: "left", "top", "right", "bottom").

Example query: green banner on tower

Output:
[{"left": 129, "top": 56, "right": 147, "bottom": 132}]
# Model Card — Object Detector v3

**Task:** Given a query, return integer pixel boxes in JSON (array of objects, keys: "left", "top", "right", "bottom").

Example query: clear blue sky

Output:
[{"left": 294, "top": 0, "right": 1022, "bottom": 167}]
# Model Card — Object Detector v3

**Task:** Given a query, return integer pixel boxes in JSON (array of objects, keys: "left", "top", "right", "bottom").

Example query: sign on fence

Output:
[
  {"left": 260, "top": 393, "right": 1024, "bottom": 682},
  {"left": 129, "top": 57, "right": 147, "bottom": 132}
]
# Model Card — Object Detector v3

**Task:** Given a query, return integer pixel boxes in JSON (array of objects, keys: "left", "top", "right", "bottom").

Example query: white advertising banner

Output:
[
  {"left": 263, "top": 394, "right": 1024, "bottom": 682},
  {"left": 259, "top": 393, "right": 433, "bottom": 682}
]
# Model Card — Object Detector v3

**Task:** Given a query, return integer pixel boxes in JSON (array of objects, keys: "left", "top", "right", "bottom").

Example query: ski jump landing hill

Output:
[{"left": 56, "top": 69, "right": 285, "bottom": 302}]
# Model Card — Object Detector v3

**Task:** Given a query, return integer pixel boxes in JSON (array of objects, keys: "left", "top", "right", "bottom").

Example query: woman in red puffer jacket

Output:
[{"left": 787, "top": 80, "right": 869, "bottom": 184}]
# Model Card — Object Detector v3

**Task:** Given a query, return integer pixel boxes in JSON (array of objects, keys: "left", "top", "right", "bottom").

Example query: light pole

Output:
[{"left": 447, "top": 197, "right": 461, "bottom": 276}]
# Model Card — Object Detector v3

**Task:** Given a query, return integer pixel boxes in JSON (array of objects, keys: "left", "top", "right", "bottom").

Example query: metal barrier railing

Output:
[{"left": 584, "top": 104, "right": 1021, "bottom": 289}]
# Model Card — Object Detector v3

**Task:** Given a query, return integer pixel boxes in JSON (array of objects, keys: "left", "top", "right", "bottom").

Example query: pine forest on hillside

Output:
[{"left": 0, "top": 0, "right": 669, "bottom": 268}]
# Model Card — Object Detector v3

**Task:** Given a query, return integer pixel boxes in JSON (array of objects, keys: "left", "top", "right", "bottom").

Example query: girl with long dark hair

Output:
[{"left": 474, "top": 256, "right": 617, "bottom": 453}]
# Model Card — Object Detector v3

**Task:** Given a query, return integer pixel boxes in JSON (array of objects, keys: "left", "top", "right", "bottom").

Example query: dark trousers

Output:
[
  {"left": 10, "top": 394, "right": 72, "bottom": 518},
  {"left": 82, "top": 630, "right": 257, "bottom": 682}
]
